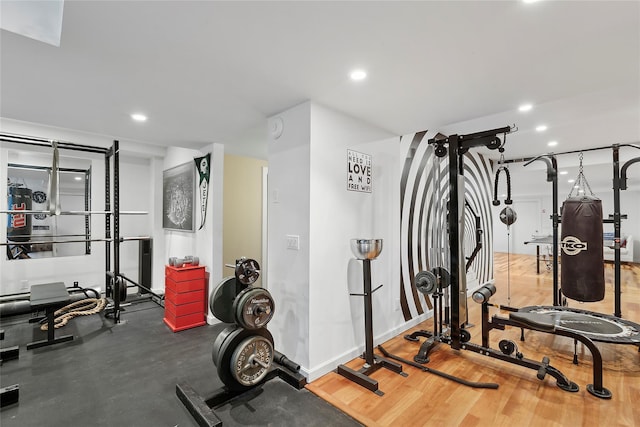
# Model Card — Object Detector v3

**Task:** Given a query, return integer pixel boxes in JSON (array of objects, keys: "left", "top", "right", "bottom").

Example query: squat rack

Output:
[
  {"left": 503, "top": 143, "right": 640, "bottom": 317},
  {"left": 0, "top": 132, "right": 151, "bottom": 322}
]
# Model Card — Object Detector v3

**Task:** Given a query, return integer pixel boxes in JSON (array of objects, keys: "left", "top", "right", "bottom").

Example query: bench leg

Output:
[{"left": 26, "top": 307, "right": 74, "bottom": 350}]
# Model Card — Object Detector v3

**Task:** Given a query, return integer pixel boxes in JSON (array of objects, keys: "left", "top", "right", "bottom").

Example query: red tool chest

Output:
[{"left": 163, "top": 264, "right": 207, "bottom": 332}]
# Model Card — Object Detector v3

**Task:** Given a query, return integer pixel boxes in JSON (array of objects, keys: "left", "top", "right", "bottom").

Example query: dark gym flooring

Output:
[{"left": 0, "top": 299, "right": 362, "bottom": 427}]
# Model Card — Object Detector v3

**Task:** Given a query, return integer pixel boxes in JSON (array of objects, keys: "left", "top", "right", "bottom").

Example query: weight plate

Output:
[
  {"left": 110, "top": 276, "right": 127, "bottom": 302},
  {"left": 230, "top": 335, "right": 274, "bottom": 387},
  {"left": 118, "top": 276, "right": 127, "bottom": 302},
  {"left": 431, "top": 267, "right": 451, "bottom": 289},
  {"left": 210, "top": 277, "right": 240, "bottom": 323},
  {"left": 213, "top": 326, "right": 244, "bottom": 389},
  {"left": 212, "top": 324, "right": 239, "bottom": 366},
  {"left": 233, "top": 287, "right": 275, "bottom": 329},
  {"left": 415, "top": 270, "right": 437, "bottom": 295},
  {"left": 213, "top": 326, "right": 273, "bottom": 390},
  {"left": 235, "top": 258, "right": 261, "bottom": 285}
]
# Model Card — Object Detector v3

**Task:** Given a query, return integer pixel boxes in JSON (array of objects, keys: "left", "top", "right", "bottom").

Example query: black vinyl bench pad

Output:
[{"left": 27, "top": 282, "right": 74, "bottom": 350}]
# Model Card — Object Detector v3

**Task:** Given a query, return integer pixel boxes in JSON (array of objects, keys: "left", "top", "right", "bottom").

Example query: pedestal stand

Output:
[{"left": 337, "top": 239, "right": 406, "bottom": 396}]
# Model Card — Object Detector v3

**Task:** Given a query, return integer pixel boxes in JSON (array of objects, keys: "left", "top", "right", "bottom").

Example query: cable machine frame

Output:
[
  {"left": 504, "top": 143, "right": 640, "bottom": 317},
  {"left": 0, "top": 133, "right": 154, "bottom": 323}
]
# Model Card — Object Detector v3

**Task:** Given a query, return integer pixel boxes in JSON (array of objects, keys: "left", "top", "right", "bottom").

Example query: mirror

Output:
[{"left": 7, "top": 161, "right": 91, "bottom": 259}]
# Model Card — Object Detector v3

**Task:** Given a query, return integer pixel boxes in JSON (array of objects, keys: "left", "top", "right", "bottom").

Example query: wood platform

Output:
[{"left": 306, "top": 254, "right": 640, "bottom": 427}]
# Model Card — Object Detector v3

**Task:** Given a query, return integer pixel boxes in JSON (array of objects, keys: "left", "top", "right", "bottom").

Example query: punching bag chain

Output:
[{"left": 568, "top": 152, "right": 594, "bottom": 198}]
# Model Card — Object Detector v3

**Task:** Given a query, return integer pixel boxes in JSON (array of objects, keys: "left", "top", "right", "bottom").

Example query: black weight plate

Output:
[
  {"left": 431, "top": 266, "right": 451, "bottom": 289},
  {"left": 415, "top": 270, "right": 437, "bottom": 295},
  {"left": 118, "top": 276, "right": 127, "bottom": 302},
  {"left": 210, "top": 277, "right": 239, "bottom": 323},
  {"left": 212, "top": 324, "right": 239, "bottom": 366},
  {"left": 233, "top": 287, "right": 275, "bottom": 329},
  {"left": 212, "top": 326, "right": 244, "bottom": 389},
  {"left": 235, "top": 258, "right": 261, "bottom": 285},
  {"left": 215, "top": 327, "right": 274, "bottom": 391}
]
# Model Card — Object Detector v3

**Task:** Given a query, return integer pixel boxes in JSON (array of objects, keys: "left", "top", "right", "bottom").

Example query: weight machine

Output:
[
  {"left": 401, "top": 126, "right": 585, "bottom": 396},
  {"left": 0, "top": 133, "right": 157, "bottom": 323}
]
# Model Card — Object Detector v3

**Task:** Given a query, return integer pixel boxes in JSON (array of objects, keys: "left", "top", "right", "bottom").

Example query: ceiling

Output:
[{"left": 1, "top": 1, "right": 639, "bottom": 194}]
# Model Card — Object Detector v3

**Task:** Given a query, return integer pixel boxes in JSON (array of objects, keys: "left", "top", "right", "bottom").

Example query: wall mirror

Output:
[{"left": 6, "top": 155, "right": 92, "bottom": 260}]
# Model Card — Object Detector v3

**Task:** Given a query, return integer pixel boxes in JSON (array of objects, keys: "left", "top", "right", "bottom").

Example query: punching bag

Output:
[
  {"left": 560, "top": 195, "right": 605, "bottom": 302},
  {"left": 7, "top": 187, "right": 32, "bottom": 243}
]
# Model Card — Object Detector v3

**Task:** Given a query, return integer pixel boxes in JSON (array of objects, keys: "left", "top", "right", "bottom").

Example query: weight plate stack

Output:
[{"left": 212, "top": 325, "right": 274, "bottom": 390}]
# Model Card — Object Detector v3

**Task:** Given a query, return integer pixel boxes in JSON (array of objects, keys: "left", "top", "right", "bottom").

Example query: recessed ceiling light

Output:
[
  {"left": 536, "top": 125, "right": 548, "bottom": 132},
  {"left": 350, "top": 69, "right": 367, "bottom": 81},
  {"left": 559, "top": 171, "right": 568, "bottom": 175},
  {"left": 523, "top": 0, "right": 541, "bottom": 3},
  {"left": 547, "top": 140, "right": 558, "bottom": 147},
  {"left": 518, "top": 103, "right": 533, "bottom": 112},
  {"left": 74, "top": 176, "right": 83, "bottom": 181},
  {"left": 568, "top": 179, "right": 575, "bottom": 183},
  {"left": 131, "top": 113, "right": 147, "bottom": 122}
]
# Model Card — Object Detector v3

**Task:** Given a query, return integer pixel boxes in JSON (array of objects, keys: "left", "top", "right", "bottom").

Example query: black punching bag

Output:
[
  {"left": 560, "top": 195, "right": 605, "bottom": 302},
  {"left": 7, "top": 187, "right": 32, "bottom": 243}
]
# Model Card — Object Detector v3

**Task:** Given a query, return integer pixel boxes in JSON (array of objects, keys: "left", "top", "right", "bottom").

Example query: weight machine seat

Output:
[{"left": 26, "top": 282, "right": 74, "bottom": 350}]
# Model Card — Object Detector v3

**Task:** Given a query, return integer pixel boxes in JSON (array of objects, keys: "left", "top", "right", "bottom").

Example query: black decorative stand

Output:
[{"left": 337, "top": 239, "right": 406, "bottom": 396}]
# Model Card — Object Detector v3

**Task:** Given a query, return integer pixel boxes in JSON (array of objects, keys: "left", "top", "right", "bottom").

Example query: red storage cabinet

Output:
[{"left": 163, "top": 264, "right": 207, "bottom": 332}]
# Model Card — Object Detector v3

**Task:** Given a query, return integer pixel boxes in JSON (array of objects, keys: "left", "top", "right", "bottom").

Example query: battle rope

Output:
[{"left": 40, "top": 298, "right": 107, "bottom": 330}]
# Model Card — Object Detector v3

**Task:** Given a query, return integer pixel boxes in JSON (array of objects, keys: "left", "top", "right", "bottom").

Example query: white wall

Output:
[
  {"left": 308, "top": 104, "right": 399, "bottom": 378},
  {"left": 266, "top": 102, "right": 312, "bottom": 368},
  {"left": 267, "top": 101, "right": 400, "bottom": 381}
]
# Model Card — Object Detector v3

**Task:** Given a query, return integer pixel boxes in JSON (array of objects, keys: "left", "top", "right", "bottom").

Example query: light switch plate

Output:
[{"left": 286, "top": 235, "right": 300, "bottom": 250}]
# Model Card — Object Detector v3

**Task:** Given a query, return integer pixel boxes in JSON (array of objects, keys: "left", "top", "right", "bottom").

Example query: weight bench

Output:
[{"left": 26, "top": 282, "right": 74, "bottom": 350}]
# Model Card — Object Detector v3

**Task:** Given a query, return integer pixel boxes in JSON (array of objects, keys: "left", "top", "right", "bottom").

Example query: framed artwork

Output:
[{"left": 162, "top": 161, "right": 196, "bottom": 232}]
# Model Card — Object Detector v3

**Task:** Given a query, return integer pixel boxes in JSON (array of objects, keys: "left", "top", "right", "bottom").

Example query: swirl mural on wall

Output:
[{"left": 400, "top": 130, "right": 494, "bottom": 321}]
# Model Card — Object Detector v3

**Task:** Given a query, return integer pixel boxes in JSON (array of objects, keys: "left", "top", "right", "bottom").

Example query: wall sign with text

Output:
[{"left": 347, "top": 149, "right": 372, "bottom": 193}]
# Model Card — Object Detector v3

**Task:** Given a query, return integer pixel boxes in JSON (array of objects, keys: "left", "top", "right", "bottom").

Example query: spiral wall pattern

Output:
[{"left": 399, "top": 131, "right": 494, "bottom": 321}]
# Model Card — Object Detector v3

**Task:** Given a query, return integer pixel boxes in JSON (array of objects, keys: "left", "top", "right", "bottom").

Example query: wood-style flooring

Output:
[{"left": 306, "top": 254, "right": 640, "bottom": 427}]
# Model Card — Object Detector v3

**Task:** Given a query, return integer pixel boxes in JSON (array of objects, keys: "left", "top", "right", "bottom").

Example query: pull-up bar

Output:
[
  {"left": 502, "top": 142, "right": 640, "bottom": 164},
  {"left": 0, "top": 133, "right": 110, "bottom": 154}
]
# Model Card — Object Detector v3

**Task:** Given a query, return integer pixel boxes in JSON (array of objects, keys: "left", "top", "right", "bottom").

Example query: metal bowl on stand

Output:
[{"left": 350, "top": 239, "right": 383, "bottom": 260}]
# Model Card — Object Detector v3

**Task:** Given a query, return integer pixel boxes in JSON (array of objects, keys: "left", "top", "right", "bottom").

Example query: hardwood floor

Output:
[{"left": 306, "top": 254, "right": 640, "bottom": 427}]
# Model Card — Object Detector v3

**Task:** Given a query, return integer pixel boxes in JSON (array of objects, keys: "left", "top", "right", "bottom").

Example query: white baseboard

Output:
[{"left": 304, "top": 310, "right": 434, "bottom": 382}]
